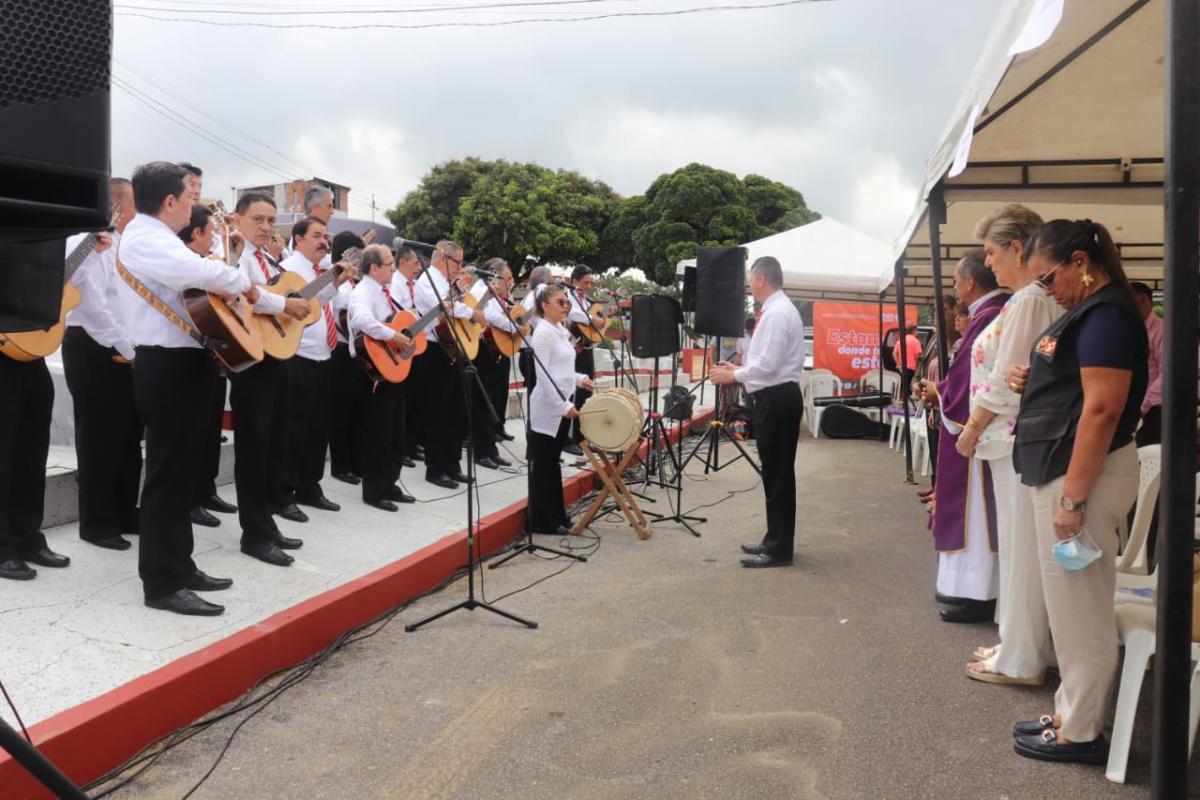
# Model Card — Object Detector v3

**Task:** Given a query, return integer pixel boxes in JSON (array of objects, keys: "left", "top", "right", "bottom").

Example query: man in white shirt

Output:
[
  {"left": 282, "top": 216, "right": 354, "bottom": 514},
  {"left": 711, "top": 256, "right": 805, "bottom": 568},
  {"left": 563, "top": 265, "right": 603, "bottom": 456},
  {"left": 411, "top": 240, "right": 486, "bottom": 489},
  {"left": 61, "top": 177, "right": 141, "bottom": 553},
  {"left": 347, "top": 245, "right": 416, "bottom": 511},
  {"left": 470, "top": 259, "right": 519, "bottom": 470},
  {"left": 327, "top": 232, "right": 367, "bottom": 485},
  {"left": 390, "top": 243, "right": 423, "bottom": 467},
  {"left": 227, "top": 192, "right": 310, "bottom": 568},
  {"left": 118, "top": 160, "right": 260, "bottom": 615}
]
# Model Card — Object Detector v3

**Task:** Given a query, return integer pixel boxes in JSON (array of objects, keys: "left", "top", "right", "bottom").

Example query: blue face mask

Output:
[{"left": 1052, "top": 530, "right": 1102, "bottom": 571}]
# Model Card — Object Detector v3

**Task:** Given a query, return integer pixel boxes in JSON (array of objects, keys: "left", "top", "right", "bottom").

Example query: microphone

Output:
[
  {"left": 524, "top": 254, "right": 538, "bottom": 263},
  {"left": 469, "top": 265, "right": 500, "bottom": 278},
  {"left": 394, "top": 236, "right": 437, "bottom": 252}
]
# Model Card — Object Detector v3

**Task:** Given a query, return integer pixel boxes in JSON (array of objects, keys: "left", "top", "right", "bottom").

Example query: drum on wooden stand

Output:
[{"left": 579, "top": 389, "right": 644, "bottom": 452}]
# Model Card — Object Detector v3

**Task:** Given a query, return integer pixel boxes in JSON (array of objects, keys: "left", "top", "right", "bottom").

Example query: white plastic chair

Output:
[
  {"left": 1106, "top": 602, "right": 1200, "bottom": 784},
  {"left": 1114, "top": 445, "right": 1162, "bottom": 608},
  {"left": 911, "top": 412, "right": 931, "bottom": 475},
  {"left": 806, "top": 373, "right": 840, "bottom": 438}
]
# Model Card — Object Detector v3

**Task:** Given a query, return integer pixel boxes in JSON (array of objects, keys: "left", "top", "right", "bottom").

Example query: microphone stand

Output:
[
  {"left": 405, "top": 264, "right": 536, "bottom": 632},
  {"left": 0, "top": 718, "right": 88, "bottom": 799}
]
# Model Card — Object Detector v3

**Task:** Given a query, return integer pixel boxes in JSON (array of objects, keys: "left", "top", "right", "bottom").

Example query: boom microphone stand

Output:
[
  {"left": 403, "top": 250, "right": 536, "bottom": 632},
  {"left": 0, "top": 718, "right": 88, "bottom": 800}
]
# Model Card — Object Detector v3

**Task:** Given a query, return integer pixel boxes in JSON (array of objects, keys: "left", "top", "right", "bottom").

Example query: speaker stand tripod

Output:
[{"left": 680, "top": 384, "right": 762, "bottom": 477}]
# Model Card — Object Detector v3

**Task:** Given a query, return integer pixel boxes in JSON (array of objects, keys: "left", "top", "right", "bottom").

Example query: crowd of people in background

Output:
[{"left": 913, "top": 204, "right": 1163, "bottom": 767}]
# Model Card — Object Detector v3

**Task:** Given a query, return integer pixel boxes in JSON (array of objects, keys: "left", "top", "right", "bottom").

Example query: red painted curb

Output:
[{"left": 0, "top": 410, "right": 714, "bottom": 799}]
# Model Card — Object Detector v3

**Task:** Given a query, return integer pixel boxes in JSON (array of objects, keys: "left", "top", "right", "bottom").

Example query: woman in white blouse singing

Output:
[
  {"left": 528, "top": 284, "right": 595, "bottom": 534},
  {"left": 956, "top": 204, "right": 1063, "bottom": 685}
]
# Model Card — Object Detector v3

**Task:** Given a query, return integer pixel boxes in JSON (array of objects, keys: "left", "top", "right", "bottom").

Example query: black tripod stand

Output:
[
  {"left": 0, "top": 718, "right": 87, "bottom": 799},
  {"left": 680, "top": 381, "right": 762, "bottom": 477},
  {"left": 405, "top": 255, "right": 536, "bottom": 632}
]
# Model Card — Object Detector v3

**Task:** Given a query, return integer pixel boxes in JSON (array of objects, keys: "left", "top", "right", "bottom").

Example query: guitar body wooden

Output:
[
  {"left": 571, "top": 301, "right": 615, "bottom": 345},
  {"left": 255, "top": 272, "right": 321, "bottom": 360},
  {"left": 436, "top": 293, "right": 482, "bottom": 363},
  {"left": 485, "top": 303, "right": 531, "bottom": 357},
  {"left": 183, "top": 289, "right": 265, "bottom": 373},
  {"left": 0, "top": 283, "right": 81, "bottom": 361},
  {"left": 358, "top": 310, "right": 429, "bottom": 383}
]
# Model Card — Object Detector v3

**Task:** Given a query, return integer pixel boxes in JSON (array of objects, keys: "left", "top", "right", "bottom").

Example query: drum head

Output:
[{"left": 580, "top": 391, "right": 642, "bottom": 452}]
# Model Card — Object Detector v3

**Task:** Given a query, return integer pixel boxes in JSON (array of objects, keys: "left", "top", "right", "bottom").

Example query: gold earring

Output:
[{"left": 1080, "top": 266, "right": 1094, "bottom": 288}]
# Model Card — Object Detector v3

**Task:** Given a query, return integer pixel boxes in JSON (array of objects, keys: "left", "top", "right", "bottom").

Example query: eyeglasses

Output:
[{"left": 1038, "top": 261, "right": 1067, "bottom": 287}]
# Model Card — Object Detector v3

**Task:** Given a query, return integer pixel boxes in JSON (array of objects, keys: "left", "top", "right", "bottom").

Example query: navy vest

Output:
[{"left": 1013, "top": 283, "right": 1147, "bottom": 487}]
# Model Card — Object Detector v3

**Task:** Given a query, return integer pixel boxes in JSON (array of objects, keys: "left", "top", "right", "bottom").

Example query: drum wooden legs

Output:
[{"left": 574, "top": 440, "right": 649, "bottom": 539}]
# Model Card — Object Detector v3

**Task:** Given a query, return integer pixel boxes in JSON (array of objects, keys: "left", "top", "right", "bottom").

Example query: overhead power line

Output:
[{"left": 118, "top": 0, "right": 619, "bottom": 15}]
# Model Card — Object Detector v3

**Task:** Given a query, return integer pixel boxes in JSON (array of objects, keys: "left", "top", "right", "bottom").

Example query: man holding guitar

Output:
[
  {"left": 282, "top": 216, "right": 355, "bottom": 513},
  {"left": 471, "top": 258, "right": 519, "bottom": 470},
  {"left": 347, "top": 245, "right": 416, "bottom": 511},
  {"left": 228, "top": 191, "right": 310, "bottom": 568},
  {"left": 389, "top": 243, "right": 423, "bottom": 469},
  {"left": 62, "top": 177, "right": 142, "bottom": 553},
  {"left": 117, "top": 161, "right": 259, "bottom": 615},
  {"left": 564, "top": 265, "right": 604, "bottom": 455}
]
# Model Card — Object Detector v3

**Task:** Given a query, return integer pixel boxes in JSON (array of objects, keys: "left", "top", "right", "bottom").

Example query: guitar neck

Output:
[
  {"left": 406, "top": 304, "right": 444, "bottom": 335},
  {"left": 297, "top": 267, "right": 338, "bottom": 301},
  {"left": 63, "top": 233, "right": 102, "bottom": 284}
]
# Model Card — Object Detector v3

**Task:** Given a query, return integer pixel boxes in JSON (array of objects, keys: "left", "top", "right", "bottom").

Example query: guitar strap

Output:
[{"left": 115, "top": 254, "right": 214, "bottom": 349}]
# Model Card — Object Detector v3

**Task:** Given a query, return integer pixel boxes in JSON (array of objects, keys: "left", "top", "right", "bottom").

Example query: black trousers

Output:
[
  {"left": 228, "top": 358, "right": 290, "bottom": 544},
  {"left": 527, "top": 420, "right": 569, "bottom": 533},
  {"left": 471, "top": 349, "right": 503, "bottom": 460},
  {"left": 0, "top": 357, "right": 52, "bottom": 561},
  {"left": 570, "top": 347, "right": 595, "bottom": 444},
  {"left": 518, "top": 348, "right": 536, "bottom": 424},
  {"left": 492, "top": 353, "right": 511, "bottom": 435},
  {"left": 415, "top": 346, "right": 466, "bottom": 478},
  {"left": 62, "top": 327, "right": 142, "bottom": 541},
  {"left": 1136, "top": 405, "right": 1162, "bottom": 447},
  {"left": 328, "top": 343, "right": 363, "bottom": 476},
  {"left": 928, "top": 415, "right": 941, "bottom": 484},
  {"left": 288, "top": 356, "right": 335, "bottom": 502},
  {"left": 195, "top": 367, "right": 226, "bottom": 504},
  {"left": 132, "top": 347, "right": 214, "bottom": 599},
  {"left": 752, "top": 381, "right": 803, "bottom": 558},
  {"left": 360, "top": 374, "right": 401, "bottom": 503}
]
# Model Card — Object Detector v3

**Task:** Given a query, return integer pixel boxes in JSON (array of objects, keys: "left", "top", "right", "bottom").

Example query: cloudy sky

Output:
[{"left": 110, "top": 0, "right": 1002, "bottom": 245}]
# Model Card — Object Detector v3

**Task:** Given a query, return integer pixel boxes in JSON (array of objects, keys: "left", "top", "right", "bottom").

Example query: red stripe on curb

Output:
[{"left": 0, "top": 410, "right": 714, "bottom": 799}]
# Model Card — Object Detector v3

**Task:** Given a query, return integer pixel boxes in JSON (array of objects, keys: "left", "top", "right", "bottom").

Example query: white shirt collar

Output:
[{"left": 968, "top": 289, "right": 1004, "bottom": 316}]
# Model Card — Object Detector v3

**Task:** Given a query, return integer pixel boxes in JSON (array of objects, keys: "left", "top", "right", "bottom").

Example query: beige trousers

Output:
[{"left": 1030, "top": 443, "right": 1138, "bottom": 742}]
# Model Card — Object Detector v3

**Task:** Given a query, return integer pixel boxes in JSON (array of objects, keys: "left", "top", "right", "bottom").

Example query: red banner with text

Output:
[{"left": 812, "top": 302, "right": 917, "bottom": 385}]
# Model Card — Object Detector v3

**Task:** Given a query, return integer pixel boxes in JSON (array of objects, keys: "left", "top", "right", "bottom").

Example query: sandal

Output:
[
  {"left": 972, "top": 645, "right": 998, "bottom": 663},
  {"left": 964, "top": 659, "right": 1045, "bottom": 686}
]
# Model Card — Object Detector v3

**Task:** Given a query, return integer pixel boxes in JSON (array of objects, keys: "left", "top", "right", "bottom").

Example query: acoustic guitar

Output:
[
  {"left": 571, "top": 298, "right": 619, "bottom": 345},
  {"left": 434, "top": 284, "right": 495, "bottom": 364},
  {"left": 355, "top": 300, "right": 442, "bottom": 384},
  {"left": 255, "top": 247, "right": 363, "bottom": 360},
  {"left": 487, "top": 300, "right": 534, "bottom": 358},
  {"left": 0, "top": 206, "right": 120, "bottom": 362},
  {"left": 181, "top": 288, "right": 265, "bottom": 373}
]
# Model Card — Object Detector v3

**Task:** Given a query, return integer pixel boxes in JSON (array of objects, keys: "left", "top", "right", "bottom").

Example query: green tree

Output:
[
  {"left": 385, "top": 157, "right": 495, "bottom": 243},
  {"left": 595, "top": 195, "right": 647, "bottom": 270}
]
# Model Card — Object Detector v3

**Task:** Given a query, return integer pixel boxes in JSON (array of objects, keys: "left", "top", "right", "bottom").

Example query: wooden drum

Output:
[{"left": 579, "top": 389, "right": 644, "bottom": 452}]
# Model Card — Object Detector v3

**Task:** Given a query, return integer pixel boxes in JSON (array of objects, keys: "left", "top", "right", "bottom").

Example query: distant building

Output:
[{"left": 236, "top": 178, "right": 350, "bottom": 217}]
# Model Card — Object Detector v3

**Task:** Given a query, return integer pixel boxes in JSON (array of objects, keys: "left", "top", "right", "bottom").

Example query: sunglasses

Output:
[{"left": 1038, "top": 260, "right": 1068, "bottom": 287}]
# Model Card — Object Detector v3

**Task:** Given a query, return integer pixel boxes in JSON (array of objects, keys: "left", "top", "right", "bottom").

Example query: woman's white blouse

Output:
[{"left": 529, "top": 319, "right": 587, "bottom": 436}]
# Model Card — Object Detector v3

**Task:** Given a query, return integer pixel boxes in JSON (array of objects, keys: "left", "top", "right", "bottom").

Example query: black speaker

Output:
[
  {"left": 0, "top": 0, "right": 112, "bottom": 239},
  {"left": 680, "top": 265, "right": 697, "bottom": 312},
  {"left": 0, "top": 239, "right": 66, "bottom": 330},
  {"left": 631, "top": 294, "right": 681, "bottom": 358},
  {"left": 694, "top": 246, "right": 746, "bottom": 338}
]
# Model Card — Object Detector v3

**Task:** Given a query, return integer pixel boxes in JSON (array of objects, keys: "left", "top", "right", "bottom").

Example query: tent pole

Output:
[
  {"left": 927, "top": 184, "right": 950, "bottom": 376},
  {"left": 895, "top": 257, "right": 913, "bottom": 484},
  {"left": 1152, "top": 1, "right": 1199, "bottom": 797},
  {"left": 878, "top": 290, "right": 884, "bottom": 435}
]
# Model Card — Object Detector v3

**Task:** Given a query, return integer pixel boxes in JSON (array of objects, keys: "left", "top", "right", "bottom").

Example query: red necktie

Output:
[
  {"left": 383, "top": 285, "right": 399, "bottom": 313},
  {"left": 314, "top": 266, "right": 337, "bottom": 349},
  {"left": 406, "top": 277, "right": 415, "bottom": 306},
  {"left": 254, "top": 250, "right": 271, "bottom": 281}
]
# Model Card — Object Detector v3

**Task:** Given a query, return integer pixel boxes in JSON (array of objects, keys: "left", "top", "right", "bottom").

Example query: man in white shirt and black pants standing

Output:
[{"left": 711, "top": 256, "right": 805, "bottom": 568}]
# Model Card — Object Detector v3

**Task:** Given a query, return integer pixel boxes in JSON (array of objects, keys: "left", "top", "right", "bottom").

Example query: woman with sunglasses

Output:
[
  {"left": 527, "top": 284, "right": 595, "bottom": 534},
  {"left": 956, "top": 204, "right": 1063, "bottom": 687},
  {"left": 1006, "top": 219, "right": 1147, "bottom": 765}
]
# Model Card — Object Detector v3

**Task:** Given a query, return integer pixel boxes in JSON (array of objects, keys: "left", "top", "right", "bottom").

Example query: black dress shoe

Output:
[
  {"left": 740, "top": 553, "right": 792, "bottom": 568},
  {"left": 1013, "top": 731, "right": 1107, "bottom": 764},
  {"left": 297, "top": 494, "right": 340, "bottom": 512},
  {"left": 274, "top": 532, "right": 303, "bottom": 550},
  {"left": 24, "top": 546, "right": 69, "bottom": 568},
  {"left": 740, "top": 543, "right": 767, "bottom": 555},
  {"left": 331, "top": 471, "right": 361, "bottom": 485},
  {"left": 426, "top": 474, "right": 459, "bottom": 490},
  {"left": 241, "top": 541, "right": 294, "bottom": 567},
  {"left": 1013, "top": 715, "right": 1056, "bottom": 737},
  {"left": 940, "top": 599, "right": 996, "bottom": 624},
  {"left": 401, "top": 456, "right": 417, "bottom": 468},
  {"left": 563, "top": 442, "right": 584, "bottom": 456},
  {"left": 365, "top": 498, "right": 399, "bottom": 512},
  {"left": 274, "top": 503, "right": 309, "bottom": 524},
  {"left": 476, "top": 456, "right": 502, "bottom": 470},
  {"left": 145, "top": 589, "right": 224, "bottom": 616},
  {"left": 448, "top": 471, "right": 474, "bottom": 484},
  {"left": 0, "top": 558, "right": 36, "bottom": 581},
  {"left": 191, "top": 506, "right": 220, "bottom": 528},
  {"left": 201, "top": 494, "right": 238, "bottom": 514},
  {"left": 184, "top": 570, "right": 233, "bottom": 592},
  {"left": 413, "top": 446, "right": 425, "bottom": 461},
  {"left": 497, "top": 430, "right": 515, "bottom": 442},
  {"left": 935, "top": 592, "right": 971, "bottom": 606},
  {"left": 386, "top": 486, "right": 416, "bottom": 504},
  {"left": 493, "top": 455, "right": 512, "bottom": 467},
  {"left": 86, "top": 536, "right": 131, "bottom": 551}
]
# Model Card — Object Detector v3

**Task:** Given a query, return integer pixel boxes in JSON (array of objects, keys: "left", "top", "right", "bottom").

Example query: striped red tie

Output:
[
  {"left": 254, "top": 250, "right": 271, "bottom": 281},
  {"left": 314, "top": 266, "right": 337, "bottom": 349}
]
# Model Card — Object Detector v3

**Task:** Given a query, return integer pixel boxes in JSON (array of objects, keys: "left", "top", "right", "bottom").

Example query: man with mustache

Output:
[{"left": 281, "top": 216, "right": 354, "bottom": 513}]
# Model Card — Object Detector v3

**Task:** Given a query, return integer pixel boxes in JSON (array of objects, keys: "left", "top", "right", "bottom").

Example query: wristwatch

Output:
[{"left": 1060, "top": 496, "right": 1087, "bottom": 512}]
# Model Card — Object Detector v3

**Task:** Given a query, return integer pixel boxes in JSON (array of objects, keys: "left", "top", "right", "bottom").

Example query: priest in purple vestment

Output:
[{"left": 924, "top": 250, "right": 1010, "bottom": 623}]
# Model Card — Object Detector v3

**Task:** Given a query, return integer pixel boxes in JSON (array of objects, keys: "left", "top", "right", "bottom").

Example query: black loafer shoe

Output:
[
  {"left": 563, "top": 443, "right": 584, "bottom": 456},
  {"left": 297, "top": 495, "right": 340, "bottom": 512},
  {"left": 497, "top": 430, "right": 515, "bottom": 442},
  {"left": 24, "top": 546, "right": 69, "bottom": 568},
  {"left": 1013, "top": 715, "right": 1056, "bottom": 737},
  {"left": 386, "top": 486, "right": 416, "bottom": 503},
  {"left": 426, "top": 474, "right": 459, "bottom": 490},
  {"left": 145, "top": 589, "right": 224, "bottom": 616},
  {"left": 935, "top": 592, "right": 971, "bottom": 607},
  {"left": 184, "top": 570, "right": 233, "bottom": 592},
  {"left": 448, "top": 471, "right": 474, "bottom": 484},
  {"left": 940, "top": 599, "right": 996, "bottom": 624},
  {"left": 476, "top": 456, "right": 502, "bottom": 470},
  {"left": 331, "top": 471, "right": 361, "bottom": 485},
  {"left": 1014, "top": 731, "right": 1107, "bottom": 764},
  {"left": 740, "top": 543, "right": 767, "bottom": 555},
  {"left": 191, "top": 506, "right": 221, "bottom": 528},
  {"left": 740, "top": 553, "right": 792, "bottom": 568},
  {"left": 87, "top": 536, "right": 131, "bottom": 551},
  {"left": 365, "top": 498, "right": 399, "bottom": 512},
  {"left": 401, "top": 456, "right": 417, "bottom": 469},
  {"left": 241, "top": 541, "right": 294, "bottom": 567},
  {"left": 494, "top": 456, "right": 512, "bottom": 467},
  {"left": 274, "top": 504, "right": 309, "bottom": 524},
  {"left": 274, "top": 533, "right": 303, "bottom": 550},
  {"left": 201, "top": 494, "right": 238, "bottom": 514},
  {"left": 0, "top": 558, "right": 36, "bottom": 581}
]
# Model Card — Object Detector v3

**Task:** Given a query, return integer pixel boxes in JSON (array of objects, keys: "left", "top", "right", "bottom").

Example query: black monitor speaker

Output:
[
  {"left": 631, "top": 294, "right": 682, "bottom": 358},
  {"left": 680, "top": 265, "right": 697, "bottom": 312},
  {"left": 0, "top": 0, "right": 112, "bottom": 239},
  {"left": 694, "top": 246, "right": 746, "bottom": 338}
]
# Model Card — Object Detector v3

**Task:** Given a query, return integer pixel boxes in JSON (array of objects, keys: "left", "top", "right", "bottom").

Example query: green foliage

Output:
[{"left": 385, "top": 157, "right": 494, "bottom": 243}]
